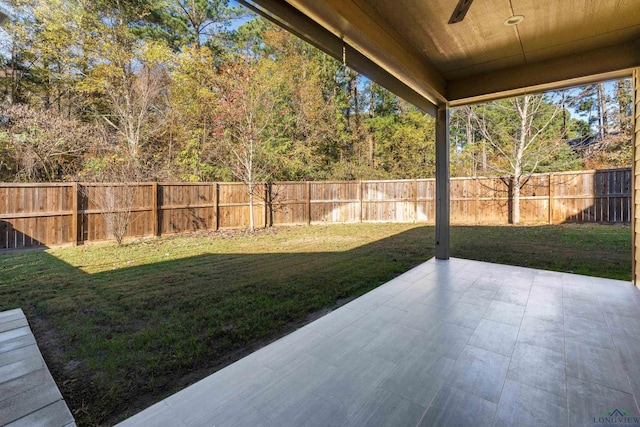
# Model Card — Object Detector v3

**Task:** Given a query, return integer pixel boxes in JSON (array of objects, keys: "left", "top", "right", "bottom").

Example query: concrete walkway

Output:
[
  {"left": 117, "top": 258, "right": 640, "bottom": 427},
  {"left": 0, "top": 308, "right": 75, "bottom": 427}
]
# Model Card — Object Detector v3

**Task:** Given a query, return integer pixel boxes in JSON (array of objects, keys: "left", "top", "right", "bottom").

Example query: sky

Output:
[
  {"left": 229, "top": 0, "right": 255, "bottom": 30},
  {"left": 0, "top": 2, "right": 11, "bottom": 59},
  {"left": 0, "top": 0, "right": 627, "bottom": 127}
]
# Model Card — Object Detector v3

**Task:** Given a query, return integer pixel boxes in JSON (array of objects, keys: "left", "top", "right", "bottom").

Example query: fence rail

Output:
[{"left": 0, "top": 168, "right": 632, "bottom": 249}]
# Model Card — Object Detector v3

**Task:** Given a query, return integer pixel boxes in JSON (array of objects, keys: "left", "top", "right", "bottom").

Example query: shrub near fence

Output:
[{"left": 0, "top": 168, "right": 632, "bottom": 249}]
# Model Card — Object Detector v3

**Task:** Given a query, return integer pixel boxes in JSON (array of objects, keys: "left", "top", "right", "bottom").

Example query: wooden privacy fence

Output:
[{"left": 0, "top": 168, "right": 632, "bottom": 249}]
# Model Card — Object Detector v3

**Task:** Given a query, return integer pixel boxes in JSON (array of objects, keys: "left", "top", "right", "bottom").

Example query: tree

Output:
[
  {"left": 256, "top": 24, "right": 345, "bottom": 180},
  {"left": 368, "top": 102, "right": 436, "bottom": 179},
  {"left": 80, "top": 172, "right": 137, "bottom": 246},
  {"left": 450, "top": 105, "right": 487, "bottom": 177},
  {"left": 166, "top": 45, "right": 223, "bottom": 181},
  {"left": 575, "top": 79, "right": 633, "bottom": 169},
  {"left": 212, "top": 59, "right": 289, "bottom": 230},
  {"left": 472, "top": 94, "right": 576, "bottom": 224},
  {"left": 1, "top": 0, "right": 94, "bottom": 113},
  {"left": 79, "top": 144, "right": 143, "bottom": 246},
  {"left": 134, "top": 0, "right": 243, "bottom": 50},
  {"left": 0, "top": 104, "right": 94, "bottom": 181},
  {"left": 4, "top": 4, "right": 633, "bottom": 196},
  {"left": 574, "top": 83, "right": 612, "bottom": 141},
  {"left": 614, "top": 79, "right": 634, "bottom": 136},
  {"left": 80, "top": 37, "right": 172, "bottom": 172}
]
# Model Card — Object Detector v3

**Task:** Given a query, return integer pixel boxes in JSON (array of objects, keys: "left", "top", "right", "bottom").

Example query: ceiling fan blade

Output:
[{"left": 449, "top": 0, "right": 474, "bottom": 24}]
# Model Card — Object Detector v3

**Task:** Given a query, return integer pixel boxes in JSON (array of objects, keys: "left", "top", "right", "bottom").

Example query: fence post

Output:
[
  {"left": 548, "top": 173, "right": 554, "bottom": 225},
  {"left": 0, "top": 173, "right": 634, "bottom": 251},
  {"left": 306, "top": 181, "right": 311, "bottom": 226},
  {"left": 607, "top": 171, "right": 612, "bottom": 222},
  {"left": 474, "top": 177, "right": 480, "bottom": 225},
  {"left": 214, "top": 183, "right": 219, "bottom": 231},
  {"left": 151, "top": 182, "right": 159, "bottom": 237},
  {"left": 264, "top": 183, "right": 269, "bottom": 228},
  {"left": 413, "top": 180, "right": 418, "bottom": 223},
  {"left": 358, "top": 180, "right": 363, "bottom": 223},
  {"left": 71, "top": 182, "right": 79, "bottom": 246}
]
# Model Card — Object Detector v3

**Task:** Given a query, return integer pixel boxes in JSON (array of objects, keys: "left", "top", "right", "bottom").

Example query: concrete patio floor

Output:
[{"left": 117, "top": 257, "right": 640, "bottom": 427}]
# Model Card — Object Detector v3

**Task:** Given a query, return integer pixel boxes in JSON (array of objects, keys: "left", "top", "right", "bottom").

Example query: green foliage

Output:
[
  {"left": 369, "top": 106, "right": 436, "bottom": 178},
  {"left": 0, "top": 5, "right": 633, "bottom": 185},
  {"left": 535, "top": 141, "right": 582, "bottom": 172},
  {"left": 175, "top": 135, "right": 217, "bottom": 181},
  {"left": 129, "top": 0, "right": 243, "bottom": 51}
]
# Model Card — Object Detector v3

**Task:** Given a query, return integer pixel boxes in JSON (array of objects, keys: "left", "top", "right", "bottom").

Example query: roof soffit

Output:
[{"left": 250, "top": 0, "right": 640, "bottom": 106}]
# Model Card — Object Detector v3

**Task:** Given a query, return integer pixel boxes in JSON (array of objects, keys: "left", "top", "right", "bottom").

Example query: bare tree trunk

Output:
[
  {"left": 368, "top": 81, "right": 375, "bottom": 168},
  {"left": 597, "top": 82, "right": 608, "bottom": 139},
  {"left": 561, "top": 89, "right": 567, "bottom": 136},
  {"left": 512, "top": 174, "right": 521, "bottom": 224},
  {"left": 8, "top": 40, "right": 23, "bottom": 105},
  {"left": 368, "top": 134, "right": 374, "bottom": 168},
  {"left": 248, "top": 136, "right": 255, "bottom": 231},
  {"left": 248, "top": 183, "right": 254, "bottom": 231},
  {"left": 465, "top": 106, "right": 486, "bottom": 175},
  {"left": 352, "top": 72, "right": 360, "bottom": 129},
  {"left": 512, "top": 95, "right": 530, "bottom": 224},
  {"left": 465, "top": 106, "right": 474, "bottom": 146}
]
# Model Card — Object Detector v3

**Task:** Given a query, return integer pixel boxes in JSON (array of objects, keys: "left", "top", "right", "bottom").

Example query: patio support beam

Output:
[
  {"left": 435, "top": 106, "right": 450, "bottom": 260},
  {"left": 634, "top": 68, "right": 639, "bottom": 286},
  {"left": 283, "top": 0, "right": 447, "bottom": 106},
  {"left": 448, "top": 40, "right": 640, "bottom": 106}
]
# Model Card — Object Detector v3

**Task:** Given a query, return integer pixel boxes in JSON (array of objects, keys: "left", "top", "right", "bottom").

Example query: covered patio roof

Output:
[{"left": 240, "top": 0, "right": 640, "bottom": 113}]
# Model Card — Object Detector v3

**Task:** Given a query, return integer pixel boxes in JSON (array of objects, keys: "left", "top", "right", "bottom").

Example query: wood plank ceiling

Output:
[{"left": 245, "top": 0, "right": 640, "bottom": 112}]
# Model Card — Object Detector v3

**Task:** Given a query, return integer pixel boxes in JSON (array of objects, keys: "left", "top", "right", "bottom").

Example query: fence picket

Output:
[{"left": 0, "top": 168, "right": 632, "bottom": 249}]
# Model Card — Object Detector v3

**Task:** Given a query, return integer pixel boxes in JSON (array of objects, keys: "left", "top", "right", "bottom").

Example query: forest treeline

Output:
[{"left": 0, "top": 0, "right": 634, "bottom": 186}]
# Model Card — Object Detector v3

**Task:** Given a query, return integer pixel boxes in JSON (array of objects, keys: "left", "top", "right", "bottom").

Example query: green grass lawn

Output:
[{"left": 0, "top": 223, "right": 631, "bottom": 425}]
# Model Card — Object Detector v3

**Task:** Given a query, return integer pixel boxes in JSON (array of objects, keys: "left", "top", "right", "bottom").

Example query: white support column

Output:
[
  {"left": 633, "top": 69, "right": 639, "bottom": 286},
  {"left": 435, "top": 106, "right": 450, "bottom": 260}
]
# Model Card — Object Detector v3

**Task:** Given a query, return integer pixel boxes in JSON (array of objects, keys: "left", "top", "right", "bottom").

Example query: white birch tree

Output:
[{"left": 472, "top": 94, "right": 567, "bottom": 224}]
